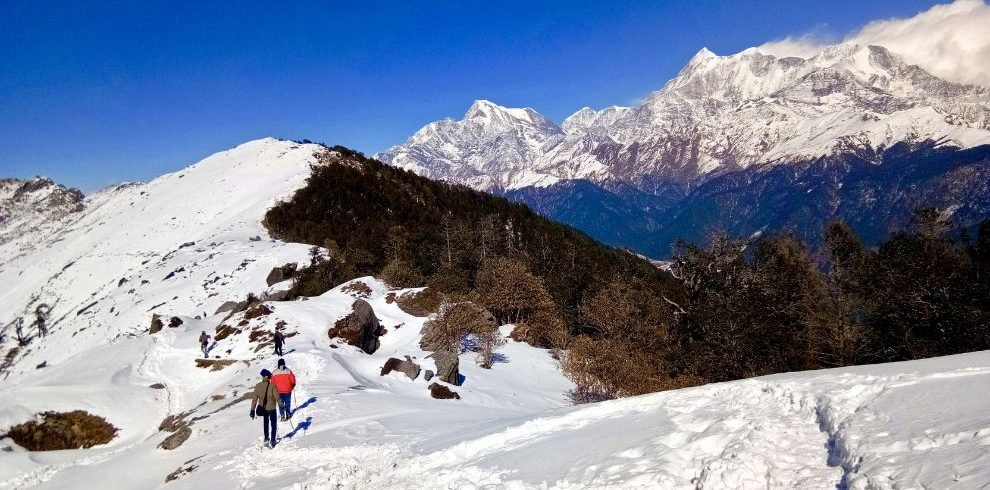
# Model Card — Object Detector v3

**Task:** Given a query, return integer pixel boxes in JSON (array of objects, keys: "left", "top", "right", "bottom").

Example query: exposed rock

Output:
[
  {"left": 149, "top": 314, "right": 164, "bottom": 334},
  {"left": 168, "top": 316, "right": 183, "bottom": 328},
  {"left": 149, "top": 383, "right": 166, "bottom": 389},
  {"left": 431, "top": 350, "right": 461, "bottom": 386},
  {"left": 380, "top": 356, "right": 421, "bottom": 380},
  {"left": 165, "top": 463, "right": 198, "bottom": 482},
  {"left": 424, "top": 370, "right": 435, "bottom": 382},
  {"left": 215, "top": 300, "right": 248, "bottom": 315},
  {"left": 429, "top": 383, "right": 460, "bottom": 400},
  {"left": 266, "top": 289, "right": 290, "bottom": 302},
  {"left": 265, "top": 262, "right": 298, "bottom": 286},
  {"left": 328, "top": 299, "right": 383, "bottom": 354},
  {"left": 158, "top": 426, "right": 191, "bottom": 450},
  {"left": 35, "top": 361, "right": 47, "bottom": 369}
]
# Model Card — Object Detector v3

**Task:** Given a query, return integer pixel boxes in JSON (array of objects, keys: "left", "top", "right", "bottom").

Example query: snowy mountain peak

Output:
[
  {"left": 687, "top": 46, "right": 718, "bottom": 65},
  {"left": 377, "top": 41, "right": 990, "bottom": 192},
  {"left": 464, "top": 99, "right": 555, "bottom": 128}
]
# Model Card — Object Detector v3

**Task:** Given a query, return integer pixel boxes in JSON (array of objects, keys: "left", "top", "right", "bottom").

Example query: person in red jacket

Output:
[{"left": 271, "top": 358, "right": 296, "bottom": 421}]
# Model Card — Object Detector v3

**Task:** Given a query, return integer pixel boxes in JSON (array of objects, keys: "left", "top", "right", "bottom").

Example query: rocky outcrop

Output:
[
  {"left": 149, "top": 314, "right": 164, "bottom": 334},
  {"left": 429, "top": 383, "right": 460, "bottom": 400},
  {"left": 380, "top": 356, "right": 421, "bottom": 380},
  {"left": 215, "top": 300, "right": 248, "bottom": 315},
  {"left": 431, "top": 351, "right": 461, "bottom": 386},
  {"left": 159, "top": 426, "right": 192, "bottom": 450},
  {"left": 265, "top": 262, "right": 297, "bottom": 286},
  {"left": 328, "top": 299, "right": 383, "bottom": 354}
]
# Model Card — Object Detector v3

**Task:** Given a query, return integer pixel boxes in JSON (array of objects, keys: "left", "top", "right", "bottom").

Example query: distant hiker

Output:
[
  {"left": 273, "top": 330, "right": 285, "bottom": 356},
  {"left": 199, "top": 331, "right": 210, "bottom": 357},
  {"left": 15, "top": 318, "right": 27, "bottom": 346},
  {"left": 271, "top": 358, "right": 297, "bottom": 421},
  {"left": 250, "top": 369, "right": 285, "bottom": 448}
]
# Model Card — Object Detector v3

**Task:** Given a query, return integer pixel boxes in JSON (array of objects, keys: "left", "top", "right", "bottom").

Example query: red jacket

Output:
[{"left": 271, "top": 367, "right": 296, "bottom": 394}]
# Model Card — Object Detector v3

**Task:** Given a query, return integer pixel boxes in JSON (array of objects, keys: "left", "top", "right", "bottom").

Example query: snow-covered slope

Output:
[
  {"left": 3, "top": 137, "right": 990, "bottom": 489},
  {"left": 376, "top": 43, "right": 990, "bottom": 191},
  {"left": 0, "top": 137, "right": 322, "bottom": 372},
  {"left": 0, "top": 178, "right": 85, "bottom": 264}
]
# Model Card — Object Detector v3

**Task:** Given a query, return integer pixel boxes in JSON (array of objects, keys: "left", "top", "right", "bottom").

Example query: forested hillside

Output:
[{"left": 266, "top": 146, "right": 990, "bottom": 401}]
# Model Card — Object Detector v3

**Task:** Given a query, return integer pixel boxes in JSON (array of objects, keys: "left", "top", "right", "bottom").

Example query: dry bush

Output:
[
  {"left": 380, "top": 258, "right": 424, "bottom": 288},
  {"left": 243, "top": 303, "right": 272, "bottom": 320},
  {"left": 473, "top": 326, "right": 506, "bottom": 369},
  {"left": 562, "top": 336, "right": 698, "bottom": 403},
  {"left": 396, "top": 288, "right": 442, "bottom": 317},
  {"left": 214, "top": 324, "right": 240, "bottom": 341},
  {"left": 420, "top": 300, "right": 491, "bottom": 352},
  {"left": 8, "top": 411, "right": 117, "bottom": 451},
  {"left": 342, "top": 281, "right": 373, "bottom": 298},
  {"left": 194, "top": 359, "right": 242, "bottom": 371}
]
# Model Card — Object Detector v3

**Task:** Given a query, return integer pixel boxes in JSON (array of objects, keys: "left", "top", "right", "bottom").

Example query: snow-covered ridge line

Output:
[{"left": 375, "top": 42, "right": 990, "bottom": 192}]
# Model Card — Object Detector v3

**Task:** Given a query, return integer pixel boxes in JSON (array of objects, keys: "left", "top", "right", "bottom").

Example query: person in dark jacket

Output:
[
  {"left": 199, "top": 331, "right": 210, "bottom": 357},
  {"left": 273, "top": 330, "right": 285, "bottom": 356},
  {"left": 250, "top": 369, "right": 285, "bottom": 448}
]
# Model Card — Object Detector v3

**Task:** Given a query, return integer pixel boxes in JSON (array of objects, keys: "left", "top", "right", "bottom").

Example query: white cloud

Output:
[{"left": 757, "top": 0, "right": 990, "bottom": 86}]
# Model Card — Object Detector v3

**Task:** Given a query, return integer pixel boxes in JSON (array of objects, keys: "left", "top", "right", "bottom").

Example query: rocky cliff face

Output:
[{"left": 0, "top": 178, "right": 85, "bottom": 258}]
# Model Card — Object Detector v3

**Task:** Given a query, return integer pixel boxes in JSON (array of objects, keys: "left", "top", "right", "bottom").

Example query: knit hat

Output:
[
  {"left": 260, "top": 369, "right": 272, "bottom": 378},
  {"left": 277, "top": 358, "right": 286, "bottom": 367}
]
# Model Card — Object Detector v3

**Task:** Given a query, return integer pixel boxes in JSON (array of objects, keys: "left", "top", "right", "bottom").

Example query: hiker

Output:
[
  {"left": 250, "top": 369, "right": 285, "bottom": 448},
  {"left": 199, "top": 331, "right": 210, "bottom": 357},
  {"left": 273, "top": 329, "right": 285, "bottom": 356},
  {"left": 271, "top": 358, "right": 297, "bottom": 421}
]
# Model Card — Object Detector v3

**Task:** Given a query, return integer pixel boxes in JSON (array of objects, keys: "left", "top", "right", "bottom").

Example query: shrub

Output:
[
  {"left": 396, "top": 288, "right": 443, "bottom": 317},
  {"left": 8, "top": 411, "right": 117, "bottom": 451},
  {"left": 380, "top": 259, "right": 424, "bottom": 288}
]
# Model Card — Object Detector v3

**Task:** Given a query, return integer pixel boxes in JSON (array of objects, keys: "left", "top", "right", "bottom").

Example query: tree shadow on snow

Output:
[
  {"left": 283, "top": 416, "right": 312, "bottom": 439},
  {"left": 491, "top": 352, "right": 510, "bottom": 364}
]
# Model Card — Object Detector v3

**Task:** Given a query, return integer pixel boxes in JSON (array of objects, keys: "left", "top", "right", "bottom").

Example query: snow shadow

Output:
[
  {"left": 293, "top": 396, "right": 317, "bottom": 412},
  {"left": 283, "top": 416, "right": 313, "bottom": 439}
]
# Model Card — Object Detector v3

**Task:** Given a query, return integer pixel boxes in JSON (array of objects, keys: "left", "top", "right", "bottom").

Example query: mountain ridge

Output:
[{"left": 375, "top": 42, "right": 990, "bottom": 256}]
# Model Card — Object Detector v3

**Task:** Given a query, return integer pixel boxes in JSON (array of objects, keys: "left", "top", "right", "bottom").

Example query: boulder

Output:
[
  {"left": 158, "top": 426, "right": 191, "bottom": 450},
  {"left": 215, "top": 300, "right": 248, "bottom": 315},
  {"left": 168, "top": 317, "right": 183, "bottom": 328},
  {"left": 424, "top": 370, "right": 434, "bottom": 382},
  {"left": 265, "top": 262, "right": 298, "bottom": 286},
  {"left": 431, "top": 350, "right": 461, "bottom": 386},
  {"left": 328, "top": 299, "right": 383, "bottom": 354},
  {"left": 149, "top": 314, "right": 164, "bottom": 334},
  {"left": 428, "top": 383, "right": 460, "bottom": 400},
  {"left": 380, "top": 356, "right": 421, "bottom": 380}
]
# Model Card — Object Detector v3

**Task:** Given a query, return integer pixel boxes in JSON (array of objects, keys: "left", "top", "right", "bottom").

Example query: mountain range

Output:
[{"left": 376, "top": 43, "right": 990, "bottom": 256}]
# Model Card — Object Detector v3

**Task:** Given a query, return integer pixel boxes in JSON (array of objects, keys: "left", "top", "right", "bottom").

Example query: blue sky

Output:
[{"left": 0, "top": 0, "right": 941, "bottom": 192}]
